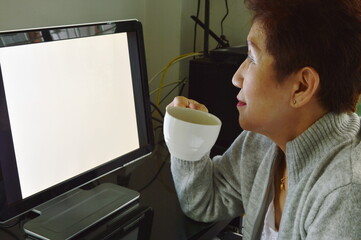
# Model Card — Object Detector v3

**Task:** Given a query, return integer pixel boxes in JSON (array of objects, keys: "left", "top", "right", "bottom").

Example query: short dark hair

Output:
[{"left": 244, "top": 0, "right": 361, "bottom": 113}]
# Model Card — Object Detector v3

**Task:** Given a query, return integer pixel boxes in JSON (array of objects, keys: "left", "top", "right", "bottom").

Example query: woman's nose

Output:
[{"left": 232, "top": 61, "right": 245, "bottom": 89}]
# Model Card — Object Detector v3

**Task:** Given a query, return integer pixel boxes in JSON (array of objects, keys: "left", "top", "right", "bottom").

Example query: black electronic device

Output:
[
  {"left": 0, "top": 19, "right": 154, "bottom": 233},
  {"left": 25, "top": 204, "right": 154, "bottom": 240},
  {"left": 210, "top": 45, "right": 248, "bottom": 63},
  {"left": 73, "top": 206, "right": 154, "bottom": 240}
]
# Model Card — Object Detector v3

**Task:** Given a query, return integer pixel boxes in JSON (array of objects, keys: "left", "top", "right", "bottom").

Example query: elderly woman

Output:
[{"left": 167, "top": 0, "right": 361, "bottom": 239}]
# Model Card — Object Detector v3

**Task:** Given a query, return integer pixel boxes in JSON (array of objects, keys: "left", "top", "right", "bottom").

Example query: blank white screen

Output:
[{"left": 0, "top": 33, "right": 139, "bottom": 198}]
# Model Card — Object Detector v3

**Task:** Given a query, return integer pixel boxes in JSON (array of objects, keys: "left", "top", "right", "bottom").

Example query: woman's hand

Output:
[{"left": 167, "top": 96, "right": 208, "bottom": 112}]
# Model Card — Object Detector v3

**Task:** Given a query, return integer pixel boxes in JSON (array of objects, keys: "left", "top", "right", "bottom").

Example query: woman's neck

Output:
[{"left": 270, "top": 105, "right": 328, "bottom": 153}]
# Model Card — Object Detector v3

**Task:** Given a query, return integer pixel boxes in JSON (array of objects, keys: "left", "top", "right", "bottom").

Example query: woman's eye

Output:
[{"left": 247, "top": 55, "right": 255, "bottom": 63}]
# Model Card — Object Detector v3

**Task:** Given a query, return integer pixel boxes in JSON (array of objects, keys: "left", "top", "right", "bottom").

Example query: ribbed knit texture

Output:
[{"left": 170, "top": 113, "right": 361, "bottom": 240}]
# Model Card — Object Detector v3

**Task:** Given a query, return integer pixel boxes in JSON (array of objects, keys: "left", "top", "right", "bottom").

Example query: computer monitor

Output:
[{"left": 0, "top": 20, "right": 154, "bottom": 223}]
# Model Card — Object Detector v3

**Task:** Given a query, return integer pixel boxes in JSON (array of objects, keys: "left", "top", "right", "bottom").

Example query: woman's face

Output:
[{"left": 232, "top": 21, "right": 295, "bottom": 136}]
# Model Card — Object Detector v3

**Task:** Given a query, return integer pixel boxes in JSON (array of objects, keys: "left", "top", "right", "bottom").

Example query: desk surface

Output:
[
  {"left": 125, "top": 144, "right": 231, "bottom": 240},
  {"left": 0, "top": 144, "right": 231, "bottom": 240}
]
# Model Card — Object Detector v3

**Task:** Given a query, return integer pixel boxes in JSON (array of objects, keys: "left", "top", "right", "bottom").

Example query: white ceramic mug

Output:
[{"left": 163, "top": 106, "right": 222, "bottom": 161}]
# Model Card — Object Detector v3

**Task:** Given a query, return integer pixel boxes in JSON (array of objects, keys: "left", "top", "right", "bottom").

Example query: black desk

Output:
[
  {"left": 125, "top": 144, "right": 233, "bottom": 240},
  {"left": 0, "top": 144, "right": 234, "bottom": 240}
]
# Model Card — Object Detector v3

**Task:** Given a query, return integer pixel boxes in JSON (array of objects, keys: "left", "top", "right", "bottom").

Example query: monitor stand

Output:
[{"left": 23, "top": 183, "right": 140, "bottom": 240}]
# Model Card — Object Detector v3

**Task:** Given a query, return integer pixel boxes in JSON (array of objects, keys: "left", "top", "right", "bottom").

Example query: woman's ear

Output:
[{"left": 291, "top": 67, "right": 320, "bottom": 108}]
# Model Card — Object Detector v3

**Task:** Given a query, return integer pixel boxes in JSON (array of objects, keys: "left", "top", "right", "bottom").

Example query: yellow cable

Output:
[
  {"left": 149, "top": 80, "right": 186, "bottom": 96},
  {"left": 149, "top": 52, "right": 202, "bottom": 85},
  {"left": 155, "top": 52, "right": 202, "bottom": 108}
]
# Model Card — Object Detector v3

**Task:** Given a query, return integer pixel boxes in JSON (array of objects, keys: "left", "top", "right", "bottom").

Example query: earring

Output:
[{"left": 293, "top": 99, "right": 297, "bottom": 104}]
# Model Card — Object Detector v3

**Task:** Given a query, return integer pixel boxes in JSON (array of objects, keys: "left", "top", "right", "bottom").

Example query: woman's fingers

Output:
[{"left": 167, "top": 96, "right": 208, "bottom": 112}]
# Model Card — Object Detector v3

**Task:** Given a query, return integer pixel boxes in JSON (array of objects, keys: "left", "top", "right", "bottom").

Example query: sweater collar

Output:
[{"left": 285, "top": 112, "right": 360, "bottom": 184}]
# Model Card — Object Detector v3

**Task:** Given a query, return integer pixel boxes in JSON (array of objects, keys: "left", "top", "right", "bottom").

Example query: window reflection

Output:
[{"left": 0, "top": 24, "right": 116, "bottom": 47}]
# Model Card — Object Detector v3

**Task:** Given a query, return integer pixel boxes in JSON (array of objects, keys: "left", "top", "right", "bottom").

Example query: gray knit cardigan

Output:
[{"left": 170, "top": 112, "right": 361, "bottom": 239}]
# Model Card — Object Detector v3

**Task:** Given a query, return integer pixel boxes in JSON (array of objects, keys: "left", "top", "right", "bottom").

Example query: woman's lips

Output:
[{"left": 237, "top": 101, "right": 246, "bottom": 107}]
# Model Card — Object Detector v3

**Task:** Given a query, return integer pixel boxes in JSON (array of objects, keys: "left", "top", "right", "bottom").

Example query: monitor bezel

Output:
[{"left": 0, "top": 19, "right": 154, "bottom": 223}]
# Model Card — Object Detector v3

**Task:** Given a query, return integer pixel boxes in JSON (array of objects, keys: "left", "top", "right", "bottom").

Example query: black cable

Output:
[
  {"left": 221, "top": 0, "right": 229, "bottom": 36},
  {"left": 152, "top": 117, "right": 163, "bottom": 125},
  {"left": 154, "top": 125, "right": 163, "bottom": 134},
  {"left": 138, "top": 158, "right": 167, "bottom": 193},
  {"left": 218, "top": 0, "right": 230, "bottom": 49},
  {"left": 178, "top": 78, "right": 188, "bottom": 96},
  {"left": 193, "top": 0, "right": 201, "bottom": 53},
  {"left": 159, "top": 78, "right": 188, "bottom": 105},
  {"left": 150, "top": 101, "right": 165, "bottom": 118}
]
